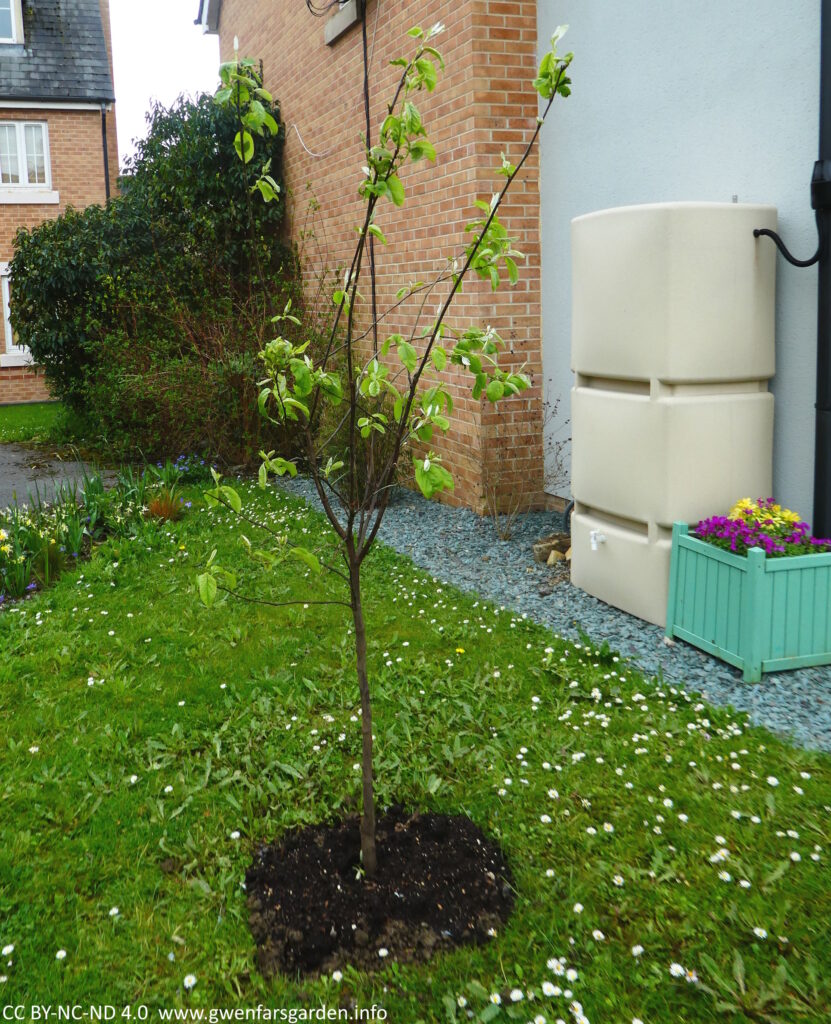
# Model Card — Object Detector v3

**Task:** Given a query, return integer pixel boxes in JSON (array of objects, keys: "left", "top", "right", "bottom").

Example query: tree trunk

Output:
[{"left": 348, "top": 557, "right": 377, "bottom": 876}]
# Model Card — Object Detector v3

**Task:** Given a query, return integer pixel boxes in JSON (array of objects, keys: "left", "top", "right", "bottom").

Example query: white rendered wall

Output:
[{"left": 539, "top": 1, "right": 821, "bottom": 518}]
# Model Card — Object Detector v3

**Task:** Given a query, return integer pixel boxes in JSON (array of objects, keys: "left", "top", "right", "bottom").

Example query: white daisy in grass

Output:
[
  {"left": 631, "top": 945, "right": 644, "bottom": 957},
  {"left": 55, "top": 949, "right": 66, "bottom": 961},
  {"left": 183, "top": 974, "right": 197, "bottom": 990}
]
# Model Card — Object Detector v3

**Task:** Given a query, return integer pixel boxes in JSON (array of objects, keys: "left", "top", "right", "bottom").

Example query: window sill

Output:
[
  {"left": 324, "top": 0, "right": 360, "bottom": 45},
  {"left": 0, "top": 351, "right": 33, "bottom": 368},
  {"left": 0, "top": 188, "right": 58, "bottom": 205}
]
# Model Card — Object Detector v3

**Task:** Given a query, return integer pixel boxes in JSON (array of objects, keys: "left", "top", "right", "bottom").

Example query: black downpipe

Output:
[
  {"left": 815, "top": 0, "right": 831, "bottom": 535},
  {"left": 756, "top": 3, "right": 831, "bottom": 533},
  {"left": 100, "top": 105, "right": 111, "bottom": 201}
]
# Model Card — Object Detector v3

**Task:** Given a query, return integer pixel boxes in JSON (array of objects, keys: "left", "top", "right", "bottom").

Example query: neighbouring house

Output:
[
  {"left": 198, "top": 0, "right": 823, "bottom": 523},
  {"left": 0, "top": 0, "right": 118, "bottom": 405}
]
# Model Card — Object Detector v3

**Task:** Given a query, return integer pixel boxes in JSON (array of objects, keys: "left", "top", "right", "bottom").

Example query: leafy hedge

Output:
[{"left": 10, "top": 89, "right": 301, "bottom": 463}]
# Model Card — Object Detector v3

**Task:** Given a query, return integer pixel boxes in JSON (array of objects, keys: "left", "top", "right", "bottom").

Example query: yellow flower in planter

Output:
[{"left": 728, "top": 497, "right": 802, "bottom": 531}]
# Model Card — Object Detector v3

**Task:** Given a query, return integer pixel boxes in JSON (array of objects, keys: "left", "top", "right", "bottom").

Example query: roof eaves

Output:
[{"left": 195, "top": 0, "right": 221, "bottom": 33}]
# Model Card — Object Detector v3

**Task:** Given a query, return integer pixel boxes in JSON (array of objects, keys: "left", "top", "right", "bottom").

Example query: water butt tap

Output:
[{"left": 590, "top": 529, "right": 607, "bottom": 552}]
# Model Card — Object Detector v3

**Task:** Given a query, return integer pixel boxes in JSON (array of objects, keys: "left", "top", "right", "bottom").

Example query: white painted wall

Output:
[{"left": 539, "top": 1, "right": 821, "bottom": 517}]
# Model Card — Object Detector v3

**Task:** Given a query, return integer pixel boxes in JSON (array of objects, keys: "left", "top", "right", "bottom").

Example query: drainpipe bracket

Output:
[{"left": 811, "top": 159, "right": 831, "bottom": 210}]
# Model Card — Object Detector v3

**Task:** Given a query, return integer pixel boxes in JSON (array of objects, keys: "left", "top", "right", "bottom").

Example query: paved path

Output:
[{"left": 0, "top": 443, "right": 109, "bottom": 508}]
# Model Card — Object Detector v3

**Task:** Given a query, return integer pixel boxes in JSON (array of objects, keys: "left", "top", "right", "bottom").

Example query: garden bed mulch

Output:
[{"left": 246, "top": 806, "right": 514, "bottom": 977}]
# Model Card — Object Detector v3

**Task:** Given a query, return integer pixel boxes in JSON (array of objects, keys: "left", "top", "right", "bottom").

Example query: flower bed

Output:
[
  {"left": 0, "top": 457, "right": 204, "bottom": 606},
  {"left": 666, "top": 500, "right": 831, "bottom": 681}
]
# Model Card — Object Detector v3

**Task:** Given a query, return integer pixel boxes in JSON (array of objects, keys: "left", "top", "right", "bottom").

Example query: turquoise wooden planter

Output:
[{"left": 665, "top": 522, "right": 831, "bottom": 682}]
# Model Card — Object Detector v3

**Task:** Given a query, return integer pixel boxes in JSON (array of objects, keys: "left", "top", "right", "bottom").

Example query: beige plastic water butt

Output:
[{"left": 569, "top": 202, "right": 776, "bottom": 626}]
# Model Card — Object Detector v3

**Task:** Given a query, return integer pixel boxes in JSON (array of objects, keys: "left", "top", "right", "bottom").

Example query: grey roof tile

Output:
[{"left": 0, "top": 0, "right": 115, "bottom": 103}]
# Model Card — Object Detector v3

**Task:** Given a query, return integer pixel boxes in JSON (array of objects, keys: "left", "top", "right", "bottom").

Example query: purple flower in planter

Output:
[{"left": 696, "top": 502, "right": 830, "bottom": 557}]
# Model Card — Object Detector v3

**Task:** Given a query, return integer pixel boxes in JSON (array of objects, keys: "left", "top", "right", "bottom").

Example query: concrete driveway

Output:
[{"left": 0, "top": 443, "right": 111, "bottom": 509}]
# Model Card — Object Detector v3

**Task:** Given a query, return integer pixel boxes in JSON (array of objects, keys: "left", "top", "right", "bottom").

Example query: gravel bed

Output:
[{"left": 277, "top": 477, "right": 831, "bottom": 753}]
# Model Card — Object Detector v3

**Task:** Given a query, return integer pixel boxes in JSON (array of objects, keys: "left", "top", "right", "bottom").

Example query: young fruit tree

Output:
[{"left": 198, "top": 23, "right": 573, "bottom": 876}]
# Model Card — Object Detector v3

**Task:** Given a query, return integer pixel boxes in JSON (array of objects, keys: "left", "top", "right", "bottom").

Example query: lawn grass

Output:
[
  {"left": 0, "top": 481, "right": 829, "bottom": 1022},
  {"left": 0, "top": 401, "right": 61, "bottom": 443}
]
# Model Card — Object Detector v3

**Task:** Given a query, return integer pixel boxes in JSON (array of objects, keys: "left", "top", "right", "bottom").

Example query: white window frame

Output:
[
  {"left": 0, "top": 262, "right": 30, "bottom": 368},
  {"left": 0, "top": 121, "right": 51, "bottom": 188},
  {"left": 0, "top": 0, "right": 24, "bottom": 45},
  {"left": 0, "top": 120, "right": 58, "bottom": 203}
]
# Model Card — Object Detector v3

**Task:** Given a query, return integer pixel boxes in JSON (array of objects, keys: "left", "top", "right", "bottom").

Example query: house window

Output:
[
  {"left": 0, "top": 1, "right": 13, "bottom": 42},
  {"left": 0, "top": 122, "right": 50, "bottom": 187},
  {"left": 0, "top": 262, "right": 29, "bottom": 366},
  {"left": 0, "top": 0, "right": 21, "bottom": 44}
]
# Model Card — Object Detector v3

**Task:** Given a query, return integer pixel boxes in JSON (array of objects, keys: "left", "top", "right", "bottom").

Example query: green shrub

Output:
[{"left": 10, "top": 85, "right": 303, "bottom": 463}]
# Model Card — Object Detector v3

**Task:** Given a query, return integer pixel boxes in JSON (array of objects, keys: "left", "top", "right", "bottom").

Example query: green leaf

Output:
[
  {"left": 409, "top": 139, "right": 437, "bottom": 162},
  {"left": 431, "top": 346, "right": 447, "bottom": 372},
  {"left": 254, "top": 177, "right": 279, "bottom": 203},
  {"left": 387, "top": 174, "right": 405, "bottom": 206},
  {"left": 407, "top": 25, "right": 423, "bottom": 37},
  {"left": 504, "top": 255, "right": 519, "bottom": 285},
  {"left": 486, "top": 379, "right": 505, "bottom": 402},
  {"left": 290, "top": 358, "right": 313, "bottom": 397},
  {"left": 220, "top": 485, "right": 242, "bottom": 513},
  {"left": 413, "top": 455, "right": 454, "bottom": 500},
  {"left": 415, "top": 57, "right": 437, "bottom": 91},
  {"left": 233, "top": 130, "right": 255, "bottom": 164},
  {"left": 289, "top": 547, "right": 321, "bottom": 574},
  {"left": 197, "top": 572, "right": 217, "bottom": 607},
  {"left": 397, "top": 340, "right": 417, "bottom": 373},
  {"left": 367, "top": 223, "right": 387, "bottom": 244}
]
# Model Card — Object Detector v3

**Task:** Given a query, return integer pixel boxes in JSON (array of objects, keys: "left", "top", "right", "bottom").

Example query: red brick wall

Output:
[
  {"left": 216, "top": 0, "right": 543, "bottom": 510},
  {"left": 0, "top": 364, "right": 49, "bottom": 404},
  {"left": 0, "top": 108, "right": 114, "bottom": 259}
]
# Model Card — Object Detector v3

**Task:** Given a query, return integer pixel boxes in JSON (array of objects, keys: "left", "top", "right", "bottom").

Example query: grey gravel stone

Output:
[{"left": 277, "top": 476, "right": 831, "bottom": 753}]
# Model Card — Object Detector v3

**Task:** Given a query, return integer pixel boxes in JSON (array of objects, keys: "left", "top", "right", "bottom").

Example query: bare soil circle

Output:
[{"left": 246, "top": 806, "right": 515, "bottom": 976}]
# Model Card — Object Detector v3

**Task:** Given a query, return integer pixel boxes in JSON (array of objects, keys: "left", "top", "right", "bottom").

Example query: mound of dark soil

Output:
[{"left": 246, "top": 806, "right": 514, "bottom": 976}]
